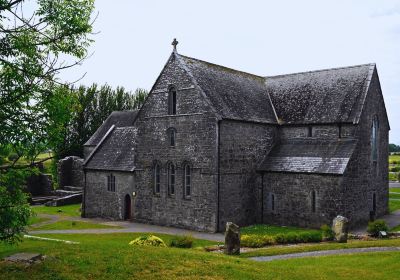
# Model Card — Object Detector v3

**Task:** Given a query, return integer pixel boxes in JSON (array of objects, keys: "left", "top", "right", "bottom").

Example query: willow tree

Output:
[{"left": 0, "top": 0, "right": 95, "bottom": 243}]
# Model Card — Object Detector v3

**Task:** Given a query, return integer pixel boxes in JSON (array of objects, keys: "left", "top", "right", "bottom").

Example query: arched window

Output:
[
  {"left": 311, "top": 190, "right": 316, "bottom": 213},
  {"left": 168, "top": 163, "right": 175, "bottom": 195},
  {"left": 184, "top": 164, "right": 191, "bottom": 198},
  {"left": 168, "top": 86, "right": 177, "bottom": 115},
  {"left": 153, "top": 163, "right": 161, "bottom": 194},
  {"left": 371, "top": 116, "right": 379, "bottom": 161},
  {"left": 167, "top": 128, "right": 176, "bottom": 147}
]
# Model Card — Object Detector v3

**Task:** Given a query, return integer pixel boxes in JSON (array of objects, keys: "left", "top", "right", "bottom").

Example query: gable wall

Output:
[
  {"left": 218, "top": 120, "right": 277, "bottom": 230},
  {"left": 342, "top": 70, "right": 389, "bottom": 226},
  {"left": 132, "top": 54, "right": 219, "bottom": 232}
]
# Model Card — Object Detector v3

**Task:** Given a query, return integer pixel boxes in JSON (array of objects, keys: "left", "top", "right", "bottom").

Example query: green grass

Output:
[
  {"left": 390, "top": 188, "right": 400, "bottom": 193},
  {"left": 30, "top": 220, "right": 122, "bottom": 231},
  {"left": 27, "top": 216, "right": 51, "bottom": 226},
  {"left": 391, "top": 225, "right": 400, "bottom": 232},
  {"left": 241, "top": 238, "right": 400, "bottom": 258},
  {"left": 32, "top": 204, "right": 81, "bottom": 217},
  {"left": 389, "top": 172, "right": 398, "bottom": 181},
  {"left": 389, "top": 155, "right": 400, "bottom": 164},
  {"left": 389, "top": 192, "right": 400, "bottom": 199},
  {"left": 389, "top": 199, "right": 400, "bottom": 213},
  {"left": 242, "top": 224, "right": 321, "bottom": 236},
  {"left": 1, "top": 233, "right": 400, "bottom": 279}
]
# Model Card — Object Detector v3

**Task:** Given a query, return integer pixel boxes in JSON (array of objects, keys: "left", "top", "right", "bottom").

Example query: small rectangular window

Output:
[
  {"left": 308, "top": 126, "right": 312, "bottom": 137},
  {"left": 107, "top": 174, "right": 115, "bottom": 192},
  {"left": 271, "top": 194, "right": 275, "bottom": 212}
]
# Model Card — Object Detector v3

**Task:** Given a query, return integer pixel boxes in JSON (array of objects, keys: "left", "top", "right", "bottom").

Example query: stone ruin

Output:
[
  {"left": 44, "top": 156, "right": 84, "bottom": 206},
  {"left": 29, "top": 156, "right": 84, "bottom": 207}
]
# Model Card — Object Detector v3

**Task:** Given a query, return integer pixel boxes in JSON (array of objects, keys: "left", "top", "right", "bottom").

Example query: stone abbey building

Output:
[{"left": 83, "top": 44, "right": 389, "bottom": 232}]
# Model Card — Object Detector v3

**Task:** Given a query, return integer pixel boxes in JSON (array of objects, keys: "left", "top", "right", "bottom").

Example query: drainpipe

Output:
[
  {"left": 261, "top": 173, "right": 264, "bottom": 223},
  {"left": 82, "top": 170, "right": 87, "bottom": 218},
  {"left": 216, "top": 120, "right": 221, "bottom": 232}
]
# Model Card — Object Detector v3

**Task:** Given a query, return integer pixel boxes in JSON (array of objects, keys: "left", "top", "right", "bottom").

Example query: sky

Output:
[{"left": 60, "top": 0, "right": 400, "bottom": 144}]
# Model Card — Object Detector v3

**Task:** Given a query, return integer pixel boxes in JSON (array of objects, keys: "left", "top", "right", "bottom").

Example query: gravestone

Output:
[
  {"left": 224, "top": 222, "right": 240, "bottom": 255},
  {"left": 332, "top": 215, "right": 349, "bottom": 243}
]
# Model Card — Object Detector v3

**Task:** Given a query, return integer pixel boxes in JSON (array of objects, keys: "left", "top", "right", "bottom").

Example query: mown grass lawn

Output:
[
  {"left": 27, "top": 216, "right": 51, "bottom": 226},
  {"left": 1, "top": 233, "right": 400, "bottom": 279},
  {"left": 389, "top": 155, "right": 400, "bottom": 164},
  {"left": 241, "top": 224, "right": 321, "bottom": 236},
  {"left": 30, "top": 220, "right": 122, "bottom": 231},
  {"left": 389, "top": 192, "right": 400, "bottom": 199},
  {"left": 390, "top": 188, "right": 400, "bottom": 193},
  {"left": 389, "top": 199, "right": 400, "bottom": 213},
  {"left": 241, "top": 238, "right": 400, "bottom": 258},
  {"left": 32, "top": 204, "right": 81, "bottom": 217}
]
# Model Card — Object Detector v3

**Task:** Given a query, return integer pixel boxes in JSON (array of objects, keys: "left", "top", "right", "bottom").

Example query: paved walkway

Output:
[
  {"left": 251, "top": 246, "right": 400, "bottom": 262},
  {"left": 29, "top": 215, "right": 224, "bottom": 242},
  {"left": 390, "top": 182, "right": 400, "bottom": 188}
]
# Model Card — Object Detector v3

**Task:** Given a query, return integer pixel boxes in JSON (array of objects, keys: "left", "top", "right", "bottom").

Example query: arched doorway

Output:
[{"left": 124, "top": 194, "right": 132, "bottom": 220}]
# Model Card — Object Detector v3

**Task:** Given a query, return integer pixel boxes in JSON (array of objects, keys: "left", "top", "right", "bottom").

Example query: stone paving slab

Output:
[
  {"left": 251, "top": 246, "right": 400, "bottom": 262},
  {"left": 3, "top": 253, "right": 43, "bottom": 263}
]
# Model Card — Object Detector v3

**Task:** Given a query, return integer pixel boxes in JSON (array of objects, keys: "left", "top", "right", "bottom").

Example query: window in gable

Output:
[
  {"left": 107, "top": 174, "right": 116, "bottom": 192},
  {"left": 167, "top": 128, "right": 176, "bottom": 147},
  {"left": 371, "top": 115, "right": 379, "bottom": 162},
  {"left": 168, "top": 86, "right": 177, "bottom": 115}
]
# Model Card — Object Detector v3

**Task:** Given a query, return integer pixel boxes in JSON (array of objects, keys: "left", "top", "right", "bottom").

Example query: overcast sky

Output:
[{"left": 60, "top": 0, "right": 400, "bottom": 144}]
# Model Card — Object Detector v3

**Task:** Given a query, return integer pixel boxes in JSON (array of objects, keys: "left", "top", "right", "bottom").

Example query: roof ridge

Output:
[
  {"left": 265, "top": 63, "right": 375, "bottom": 79},
  {"left": 178, "top": 53, "right": 265, "bottom": 82}
]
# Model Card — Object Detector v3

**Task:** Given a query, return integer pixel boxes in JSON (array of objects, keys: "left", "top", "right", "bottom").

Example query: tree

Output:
[
  {"left": 54, "top": 84, "right": 147, "bottom": 160},
  {"left": 0, "top": 0, "right": 95, "bottom": 243},
  {"left": 389, "top": 144, "right": 400, "bottom": 153}
]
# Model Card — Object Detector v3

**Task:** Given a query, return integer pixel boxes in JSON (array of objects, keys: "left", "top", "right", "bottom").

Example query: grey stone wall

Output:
[
  {"left": 341, "top": 69, "right": 389, "bottom": 227},
  {"left": 84, "top": 171, "right": 134, "bottom": 219},
  {"left": 218, "top": 120, "right": 277, "bottom": 230},
  {"left": 262, "top": 172, "right": 344, "bottom": 228},
  {"left": 58, "top": 156, "right": 84, "bottom": 189}
]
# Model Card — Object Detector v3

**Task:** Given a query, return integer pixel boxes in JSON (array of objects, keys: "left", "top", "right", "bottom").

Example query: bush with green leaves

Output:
[
  {"left": 367, "top": 220, "right": 388, "bottom": 237},
  {"left": 241, "top": 234, "right": 275, "bottom": 248},
  {"left": 169, "top": 235, "right": 194, "bottom": 248},
  {"left": 129, "top": 235, "right": 166, "bottom": 247},
  {"left": 320, "top": 224, "right": 335, "bottom": 241}
]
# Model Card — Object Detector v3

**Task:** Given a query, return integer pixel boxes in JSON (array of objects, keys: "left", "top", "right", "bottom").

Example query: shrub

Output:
[
  {"left": 129, "top": 235, "right": 167, "bottom": 247},
  {"left": 240, "top": 235, "right": 275, "bottom": 248},
  {"left": 7, "top": 153, "right": 19, "bottom": 162},
  {"left": 320, "top": 224, "right": 335, "bottom": 241},
  {"left": 367, "top": 220, "right": 388, "bottom": 237},
  {"left": 170, "top": 235, "right": 194, "bottom": 248},
  {"left": 389, "top": 166, "right": 400, "bottom": 172},
  {"left": 274, "top": 232, "right": 322, "bottom": 244}
]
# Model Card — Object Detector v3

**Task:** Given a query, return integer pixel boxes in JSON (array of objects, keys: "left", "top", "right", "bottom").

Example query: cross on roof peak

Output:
[{"left": 172, "top": 38, "right": 178, "bottom": 52}]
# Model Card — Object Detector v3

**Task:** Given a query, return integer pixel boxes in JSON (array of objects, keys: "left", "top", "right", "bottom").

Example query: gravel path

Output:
[
  {"left": 29, "top": 216, "right": 224, "bottom": 242},
  {"left": 251, "top": 246, "right": 400, "bottom": 262}
]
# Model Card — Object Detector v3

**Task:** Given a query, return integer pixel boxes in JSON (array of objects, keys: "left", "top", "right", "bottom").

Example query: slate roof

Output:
[
  {"left": 84, "top": 110, "right": 138, "bottom": 146},
  {"left": 84, "top": 126, "right": 137, "bottom": 172},
  {"left": 265, "top": 64, "right": 375, "bottom": 124},
  {"left": 178, "top": 54, "right": 278, "bottom": 124},
  {"left": 258, "top": 138, "right": 357, "bottom": 175}
]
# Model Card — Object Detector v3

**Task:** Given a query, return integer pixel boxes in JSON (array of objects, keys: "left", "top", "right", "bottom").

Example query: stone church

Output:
[{"left": 82, "top": 41, "right": 389, "bottom": 232}]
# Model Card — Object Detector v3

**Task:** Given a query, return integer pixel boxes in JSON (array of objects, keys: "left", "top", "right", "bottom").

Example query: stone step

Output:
[
  {"left": 30, "top": 196, "right": 59, "bottom": 205},
  {"left": 45, "top": 193, "right": 82, "bottom": 207},
  {"left": 54, "top": 189, "right": 82, "bottom": 196},
  {"left": 61, "top": 186, "right": 83, "bottom": 192}
]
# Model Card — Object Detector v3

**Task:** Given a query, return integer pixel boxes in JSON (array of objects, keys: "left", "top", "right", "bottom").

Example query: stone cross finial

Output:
[{"left": 172, "top": 38, "right": 178, "bottom": 52}]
